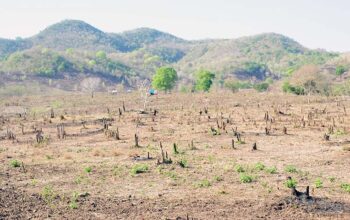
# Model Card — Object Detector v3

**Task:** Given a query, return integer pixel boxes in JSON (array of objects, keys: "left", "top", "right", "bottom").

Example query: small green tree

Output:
[
  {"left": 152, "top": 67, "right": 178, "bottom": 92},
  {"left": 336, "top": 65, "right": 347, "bottom": 76},
  {"left": 195, "top": 70, "right": 215, "bottom": 92},
  {"left": 95, "top": 50, "right": 107, "bottom": 60}
]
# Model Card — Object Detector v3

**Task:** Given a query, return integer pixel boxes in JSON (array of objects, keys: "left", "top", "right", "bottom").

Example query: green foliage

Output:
[
  {"left": 335, "top": 65, "right": 347, "bottom": 76},
  {"left": 234, "top": 164, "right": 245, "bottom": 173},
  {"left": 41, "top": 185, "right": 56, "bottom": 204},
  {"left": 195, "top": 70, "right": 215, "bottom": 92},
  {"left": 152, "top": 67, "right": 178, "bottom": 91},
  {"left": 196, "top": 179, "right": 211, "bottom": 188},
  {"left": 84, "top": 166, "right": 92, "bottom": 173},
  {"left": 178, "top": 158, "right": 188, "bottom": 168},
  {"left": 265, "top": 166, "right": 277, "bottom": 174},
  {"left": 341, "top": 183, "right": 350, "bottom": 193},
  {"left": 253, "top": 82, "right": 269, "bottom": 92},
  {"left": 239, "top": 173, "right": 253, "bottom": 183},
  {"left": 69, "top": 192, "right": 79, "bottom": 209},
  {"left": 315, "top": 178, "right": 323, "bottom": 188},
  {"left": 96, "top": 50, "right": 107, "bottom": 60},
  {"left": 254, "top": 162, "right": 265, "bottom": 171},
  {"left": 10, "top": 159, "right": 21, "bottom": 168},
  {"left": 224, "top": 80, "right": 252, "bottom": 92},
  {"left": 285, "top": 178, "right": 297, "bottom": 188},
  {"left": 130, "top": 164, "right": 149, "bottom": 175},
  {"left": 282, "top": 81, "right": 305, "bottom": 95},
  {"left": 214, "top": 175, "right": 223, "bottom": 182},
  {"left": 284, "top": 165, "right": 298, "bottom": 173}
]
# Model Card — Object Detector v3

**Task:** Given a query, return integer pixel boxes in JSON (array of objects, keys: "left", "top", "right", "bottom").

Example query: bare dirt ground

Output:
[{"left": 1, "top": 91, "right": 350, "bottom": 219}]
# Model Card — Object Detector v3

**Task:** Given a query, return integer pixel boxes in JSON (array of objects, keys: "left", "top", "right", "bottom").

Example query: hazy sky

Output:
[{"left": 0, "top": 0, "right": 349, "bottom": 52}]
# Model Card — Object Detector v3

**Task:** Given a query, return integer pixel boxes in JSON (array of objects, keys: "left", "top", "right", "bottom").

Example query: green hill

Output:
[{"left": 0, "top": 20, "right": 340, "bottom": 90}]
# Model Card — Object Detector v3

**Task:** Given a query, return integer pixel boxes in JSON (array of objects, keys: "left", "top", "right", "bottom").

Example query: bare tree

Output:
[
  {"left": 81, "top": 77, "right": 101, "bottom": 98},
  {"left": 137, "top": 79, "right": 151, "bottom": 112}
]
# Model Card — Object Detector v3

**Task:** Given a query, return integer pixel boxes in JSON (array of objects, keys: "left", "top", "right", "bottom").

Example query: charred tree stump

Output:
[
  {"left": 134, "top": 134, "right": 139, "bottom": 147},
  {"left": 36, "top": 131, "right": 44, "bottom": 143},
  {"left": 324, "top": 133, "right": 330, "bottom": 141},
  {"left": 50, "top": 108, "right": 55, "bottom": 119},
  {"left": 252, "top": 142, "right": 257, "bottom": 151},
  {"left": 283, "top": 126, "right": 287, "bottom": 135},
  {"left": 57, "top": 124, "right": 66, "bottom": 139},
  {"left": 115, "top": 127, "right": 120, "bottom": 140}
]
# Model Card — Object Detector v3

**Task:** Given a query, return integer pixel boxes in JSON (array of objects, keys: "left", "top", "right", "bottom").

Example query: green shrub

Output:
[
  {"left": 282, "top": 81, "right": 305, "bottom": 95},
  {"left": 315, "top": 178, "right": 323, "bottom": 188},
  {"left": 84, "top": 166, "right": 92, "bottom": 173},
  {"left": 195, "top": 69, "right": 215, "bottom": 92},
  {"left": 69, "top": 192, "right": 79, "bottom": 209},
  {"left": 265, "top": 166, "right": 277, "bottom": 174},
  {"left": 234, "top": 164, "right": 245, "bottom": 173},
  {"left": 178, "top": 158, "right": 188, "bottom": 168},
  {"left": 253, "top": 82, "right": 269, "bottom": 92},
  {"left": 285, "top": 178, "right": 297, "bottom": 188},
  {"left": 130, "top": 164, "right": 149, "bottom": 175},
  {"left": 239, "top": 173, "right": 253, "bottom": 183},
  {"left": 214, "top": 175, "right": 223, "bottom": 182},
  {"left": 254, "top": 162, "right": 265, "bottom": 171},
  {"left": 341, "top": 183, "right": 350, "bottom": 193},
  {"left": 10, "top": 160, "right": 21, "bottom": 168},
  {"left": 336, "top": 65, "right": 347, "bottom": 76},
  {"left": 41, "top": 185, "right": 56, "bottom": 204},
  {"left": 284, "top": 165, "right": 297, "bottom": 173},
  {"left": 224, "top": 80, "right": 252, "bottom": 92},
  {"left": 197, "top": 179, "right": 211, "bottom": 188}
]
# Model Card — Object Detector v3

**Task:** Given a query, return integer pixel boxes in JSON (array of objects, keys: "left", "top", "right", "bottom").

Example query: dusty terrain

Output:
[{"left": 0, "top": 91, "right": 350, "bottom": 219}]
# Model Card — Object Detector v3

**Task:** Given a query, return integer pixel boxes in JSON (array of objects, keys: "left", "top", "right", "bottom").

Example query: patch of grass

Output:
[
  {"left": 284, "top": 165, "right": 297, "bottom": 173},
  {"left": 84, "top": 166, "right": 92, "bottom": 173},
  {"left": 234, "top": 164, "right": 245, "bottom": 173},
  {"left": 163, "top": 171, "right": 178, "bottom": 180},
  {"left": 315, "top": 178, "right": 323, "bottom": 188},
  {"left": 285, "top": 178, "right": 297, "bottom": 188},
  {"left": 112, "top": 165, "right": 125, "bottom": 177},
  {"left": 341, "top": 183, "right": 350, "bottom": 193},
  {"left": 214, "top": 175, "right": 223, "bottom": 182},
  {"left": 196, "top": 179, "right": 211, "bottom": 188},
  {"left": 239, "top": 173, "right": 253, "bottom": 183},
  {"left": 334, "top": 129, "right": 347, "bottom": 136},
  {"left": 178, "top": 158, "right": 188, "bottom": 168},
  {"left": 69, "top": 192, "right": 79, "bottom": 209},
  {"left": 130, "top": 164, "right": 149, "bottom": 175},
  {"left": 236, "top": 140, "right": 246, "bottom": 145},
  {"left": 30, "top": 179, "right": 38, "bottom": 186},
  {"left": 10, "top": 159, "right": 21, "bottom": 168},
  {"left": 41, "top": 185, "right": 56, "bottom": 204},
  {"left": 265, "top": 166, "right": 277, "bottom": 174},
  {"left": 254, "top": 162, "right": 265, "bottom": 171}
]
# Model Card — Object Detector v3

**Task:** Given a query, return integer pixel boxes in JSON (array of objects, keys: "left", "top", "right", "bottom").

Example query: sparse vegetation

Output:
[
  {"left": 239, "top": 173, "right": 253, "bottom": 183},
  {"left": 284, "top": 165, "right": 298, "bottom": 173},
  {"left": 315, "top": 178, "right": 323, "bottom": 188},
  {"left": 285, "top": 178, "right": 297, "bottom": 188},
  {"left": 130, "top": 164, "right": 149, "bottom": 175},
  {"left": 196, "top": 179, "right": 211, "bottom": 188},
  {"left": 265, "top": 166, "right": 277, "bottom": 174},
  {"left": 341, "top": 183, "right": 350, "bottom": 193}
]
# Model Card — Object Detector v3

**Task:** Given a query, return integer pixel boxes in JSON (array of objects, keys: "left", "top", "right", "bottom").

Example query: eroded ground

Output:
[{"left": 1, "top": 91, "right": 350, "bottom": 219}]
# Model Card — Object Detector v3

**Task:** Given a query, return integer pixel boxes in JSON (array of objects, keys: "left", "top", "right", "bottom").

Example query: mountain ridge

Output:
[{"left": 0, "top": 19, "right": 341, "bottom": 92}]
